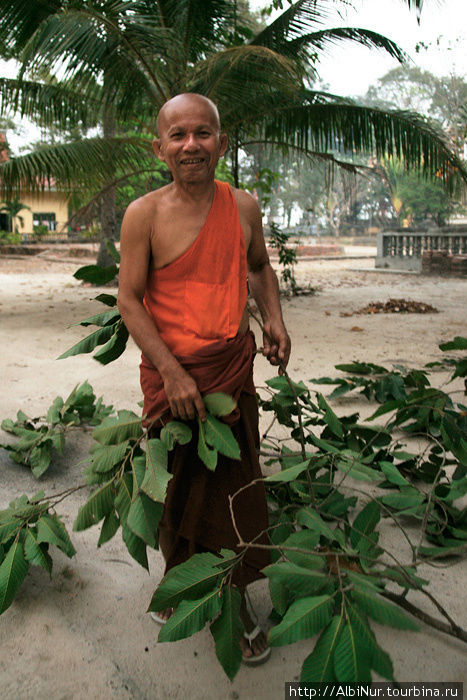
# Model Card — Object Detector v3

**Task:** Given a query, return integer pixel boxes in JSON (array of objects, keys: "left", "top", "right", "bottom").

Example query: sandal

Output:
[
  {"left": 242, "top": 625, "right": 271, "bottom": 666},
  {"left": 150, "top": 609, "right": 173, "bottom": 625}
]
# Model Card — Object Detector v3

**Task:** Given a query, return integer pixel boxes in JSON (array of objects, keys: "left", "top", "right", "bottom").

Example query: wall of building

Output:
[{"left": 13, "top": 191, "right": 70, "bottom": 234}]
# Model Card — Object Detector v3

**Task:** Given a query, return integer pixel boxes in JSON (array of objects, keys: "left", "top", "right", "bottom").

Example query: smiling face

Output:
[{"left": 153, "top": 94, "right": 228, "bottom": 186}]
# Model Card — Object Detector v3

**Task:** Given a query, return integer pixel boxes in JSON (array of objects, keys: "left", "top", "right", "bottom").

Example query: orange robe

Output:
[{"left": 139, "top": 180, "right": 270, "bottom": 585}]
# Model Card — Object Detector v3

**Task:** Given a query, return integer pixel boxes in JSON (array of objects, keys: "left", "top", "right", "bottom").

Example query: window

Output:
[{"left": 33, "top": 212, "right": 56, "bottom": 231}]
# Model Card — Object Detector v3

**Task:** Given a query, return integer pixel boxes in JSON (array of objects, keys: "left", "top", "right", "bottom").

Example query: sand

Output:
[{"left": 0, "top": 253, "right": 466, "bottom": 699}]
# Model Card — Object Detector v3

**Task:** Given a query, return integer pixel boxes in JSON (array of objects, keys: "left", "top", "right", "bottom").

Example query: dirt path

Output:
[{"left": 1, "top": 257, "right": 466, "bottom": 699}]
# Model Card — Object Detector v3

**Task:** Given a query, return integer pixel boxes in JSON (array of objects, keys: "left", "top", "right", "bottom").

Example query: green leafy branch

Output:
[{"left": 1, "top": 381, "right": 114, "bottom": 477}]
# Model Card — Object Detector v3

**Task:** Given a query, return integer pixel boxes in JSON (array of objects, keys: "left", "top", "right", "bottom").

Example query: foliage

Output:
[
  {"left": 0, "top": 492, "right": 75, "bottom": 615},
  {"left": 32, "top": 223, "right": 49, "bottom": 239},
  {"left": 0, "top": 0, "right": 465, "bottom": 212},
  {"left": 1, "top": 381, "right": 114, "bottom": 477},
  {"left": 0, "top": 229, "right": 21, "bottom": 244},
  {"left": 0, "top": 197, "right": 30, "bottom": 233},
  {"left": 2, "top": 341, "right": 466, "bottom": 681},
  {"left": 268, "top": 221, "right": 299, "bottom": 294}
]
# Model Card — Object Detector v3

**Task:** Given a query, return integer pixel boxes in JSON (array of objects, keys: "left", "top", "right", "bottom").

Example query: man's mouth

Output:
[{"left": 180, "top": 158, "right": 204, "bottom": 165}]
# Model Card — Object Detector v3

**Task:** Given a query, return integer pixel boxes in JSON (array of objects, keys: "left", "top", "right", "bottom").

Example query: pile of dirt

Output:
[{"left": 341, "top": 298, "right": 439, "bottom": 316}]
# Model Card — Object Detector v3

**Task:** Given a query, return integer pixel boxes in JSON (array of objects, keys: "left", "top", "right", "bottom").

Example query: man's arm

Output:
[
  {"left": 238, "top": 192, "right": 291, "bottom": 374},
  {"left": 117, "top": 200, "right": 206, "bottom": 421}
]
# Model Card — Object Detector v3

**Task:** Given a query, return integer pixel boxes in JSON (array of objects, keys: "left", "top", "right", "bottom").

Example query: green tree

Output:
[
  {"left": 0, "top": 0, "right": 465, "bottom": 264},
  {"left": 0, "top": 196, "right": 30, "bottom": 232}
]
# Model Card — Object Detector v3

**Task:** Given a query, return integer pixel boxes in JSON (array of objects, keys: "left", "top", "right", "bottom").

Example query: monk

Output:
[{"left": 117, "top": 93, "right": 291, "bottom": 665}]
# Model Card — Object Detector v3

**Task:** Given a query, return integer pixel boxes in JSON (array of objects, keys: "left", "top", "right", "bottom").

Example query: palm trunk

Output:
[{"left": 96, "top": 106, "right": 117, "bottom": 268}]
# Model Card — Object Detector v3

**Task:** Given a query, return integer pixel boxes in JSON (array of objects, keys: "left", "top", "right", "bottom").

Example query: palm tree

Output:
[
  {"left": 0, "top": 196, "right": 30, "bottom": 232},
  {"left": 0, "top": 0, "right": 465, "bottom": 264}
]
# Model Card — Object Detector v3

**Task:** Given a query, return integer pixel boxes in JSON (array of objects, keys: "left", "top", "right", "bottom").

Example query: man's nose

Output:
[{"left": 183, "top": 133, "right": 199, "bottom": 150}]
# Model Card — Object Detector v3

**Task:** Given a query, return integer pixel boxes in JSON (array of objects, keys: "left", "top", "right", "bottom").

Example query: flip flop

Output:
[
  {"left": 150, "top": 610, "right": 172, "bottom": 625},
  {"left": 242, "top": 625, "right": 271, "bottom": 666}
]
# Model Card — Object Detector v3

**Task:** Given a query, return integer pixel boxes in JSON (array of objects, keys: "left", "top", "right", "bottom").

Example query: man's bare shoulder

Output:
[
  {"left": 124, "top": 183, "right": 172, "bottom": 222},
  {"left": 231, "top": 187, "right": 262, "bottom": 222}
]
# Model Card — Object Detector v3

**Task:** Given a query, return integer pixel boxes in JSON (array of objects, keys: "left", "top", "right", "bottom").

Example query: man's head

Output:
[{"left": 153, "top": 93, "right": 228, "bottom": 185}]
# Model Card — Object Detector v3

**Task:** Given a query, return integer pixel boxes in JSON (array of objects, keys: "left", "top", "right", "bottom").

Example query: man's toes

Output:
[{"left": 240, "top": 638, "right": 253, "bottom": 658}]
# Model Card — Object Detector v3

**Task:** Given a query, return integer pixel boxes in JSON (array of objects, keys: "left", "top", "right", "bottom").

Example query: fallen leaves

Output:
[{"left": 340, "top": 298, "right": 438, "bottom": 317}]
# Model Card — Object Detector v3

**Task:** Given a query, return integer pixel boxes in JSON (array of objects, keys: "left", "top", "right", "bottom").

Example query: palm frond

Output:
[
  {"left": 190, "top": 45, "right": 301, "bottom": 118},
  {"left": 0, "top": 77, "right": 100, "bottom": 131},
  {"left": 0, "top": 0, "right": 59, "bottom": 52},
  {"left": 256, "top": 97, "right": 467, "bottom": 188},
  {"left": 285, "top": 27, "right": 409, "bottom": 64},
  {"left": 20, "top": 8, "right": 170, "bottom": 105},
  {"left": 0, "top": 136, "right": 154, "bottom": 198},
  {"left": 251, "top": 0, "right": 329, "bottom": 48}
]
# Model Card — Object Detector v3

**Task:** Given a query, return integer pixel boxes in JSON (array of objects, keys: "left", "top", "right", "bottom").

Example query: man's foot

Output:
[
  {"left": 240, "top": 625, "right": 271, "bottom": 666},
  {"left": 150, "top": 608, "right": 174, "bottom": 625}
]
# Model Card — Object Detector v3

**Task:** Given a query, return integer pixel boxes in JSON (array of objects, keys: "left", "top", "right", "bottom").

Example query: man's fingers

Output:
[{"left": 194, "top": 394, "right": 207, "bottom": 422}]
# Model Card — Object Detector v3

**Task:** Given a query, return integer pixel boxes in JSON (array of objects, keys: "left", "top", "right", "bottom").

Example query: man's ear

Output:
[
  {"left": 152, "top": 138, "right": 165, "bottom": 161},
  {"left": 219, "top": 132, "right": 228, "bottom": 157}
]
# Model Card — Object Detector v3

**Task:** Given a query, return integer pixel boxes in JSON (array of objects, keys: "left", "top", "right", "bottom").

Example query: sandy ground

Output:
[{"left": 0, "top": 252, "right": 466, "bottom": 699}]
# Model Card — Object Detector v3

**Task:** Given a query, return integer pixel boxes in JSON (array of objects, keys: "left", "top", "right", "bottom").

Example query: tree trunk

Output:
[{"left": 96, "top": 106, "right": 117, "bottom": 269}]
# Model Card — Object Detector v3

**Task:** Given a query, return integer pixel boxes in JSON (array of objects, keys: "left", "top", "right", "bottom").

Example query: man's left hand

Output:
[{"left": 262, "top": 319, "right": 291, "bottom": 375}]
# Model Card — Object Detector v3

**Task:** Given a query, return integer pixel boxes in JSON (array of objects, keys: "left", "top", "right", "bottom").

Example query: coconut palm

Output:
[
  {"left": 0, "top": 196, "right": 30, "bottom": 232},
  {"left": 0, "top": 0, "right": 465, "bottom": 264}
]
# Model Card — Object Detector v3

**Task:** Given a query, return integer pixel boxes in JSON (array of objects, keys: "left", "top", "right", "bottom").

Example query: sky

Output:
[{"left": 251, "top": 0, "right": 466, "bottom": 96}]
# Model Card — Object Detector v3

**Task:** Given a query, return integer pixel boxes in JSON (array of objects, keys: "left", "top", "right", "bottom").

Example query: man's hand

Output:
[
  {"left": 262, "top": 319, "right": 291, "bottom": 375},
  {"left": 162, "top": 366, "right": 207, "bottom": 422}
]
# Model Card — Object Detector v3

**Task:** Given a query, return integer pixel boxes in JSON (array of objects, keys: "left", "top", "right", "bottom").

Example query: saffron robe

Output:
[{"left": 140, "top": 181, "right": 270, "bottom": 585}]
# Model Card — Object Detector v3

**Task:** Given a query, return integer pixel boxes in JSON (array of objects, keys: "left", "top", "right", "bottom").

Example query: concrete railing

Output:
[{"left": 376, "top": 230, "right": 467, "bottom": 271}]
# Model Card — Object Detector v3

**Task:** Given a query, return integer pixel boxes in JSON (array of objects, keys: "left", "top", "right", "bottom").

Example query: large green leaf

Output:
[
  {"left": 380, "top": 461, "right": 410, "bottom": 486},
  {"left": 97, "top": 511, "right": 120, "bottom": 547},
  {"left": 30, "top": 443, "right": 52, "bottom": 478},
  {"left": 351, "top": 585, "right": 420, "bottom": 630},
  {"left": 263, "top": 561, "right": 328, "bottom": 597},
  {"left": 73, "top": 264, "right": 118, "bottom": 285},
  {"left": 93, "top": 322, "right": 129, "bottom": 365},
  {"left": 347, "top": 603, "right": 394, "bottom": 680},
  {"left": 210, "top": 586, "right": 243, "bottom": 680},
  {"left": 93, "top": 410, "right": 142, "bottom": 445},
  {"left": 141, "top": 438, "right": 171, "bottom": 503},
  {"left": 333, "top": 621, "right": 371, "bottom": 682},
  {"left": 268, "top": 595, "right": 333, "bottom": 646},
  {"left": 114, "top": 473, "right": 133, "bottom": 526},
  {"left": 90, "top": 441, "right": 129, "bottom": 473},
  {"left": 203, "top": 392, "right": 236, "bottom": 417},
  {"left": 163, "top": 421, "right": 192, "bottom": 445},
  {"left": 122, "top": 523, "right": 148, "bottom": 570},
  {"left": 36, "top": 515, "right": 76, "bottom": 557},
  {"left": 24, "top": 528, "right": 52, "bottom": 575},
  {"left": 301, "top": 614, "right": 344, "bottom": 682},
  {"left": 265, "top": 459, "right": 310, "bottom": 483},
  {"left": 73, "top": 480, "right": 116, "bottom": 531},
  {"left": 57, "top": 324, "right": 116, "bottom": 360},
  {"left": 148, "top": 553, "right": 226, "bottom": 611},
  {"left": 204, "top": 415, "right": 241, "bottom": 460},
  {"left": 281, "top": 530, "right": 323, "bottom": 569},
  {"left": 77, "top": 308, "right": 121, "bottom": 328},
  {"left": 296, "top": 507, "right": 338, "bottom": 542},
  {"left": 269, "top": 576, "right": 289, "bottom": 615},
  {"left": 158, "top": 588, "right": 222, "bottom": 643},
  {"left": 126, "top": 493, "right": 163, "bottom": 548},
  {"left": 317, "top": 393, "right": 344, "bottom": 438},
  {"left": 350, "top": 501, "right": 381, "bottom": 549},
  {"left": 197, "top": 419, "right": 218, "bottom": 471},
  {"left": 0, "top": 540, "right": 29, "bottom": 614},
  {"left": 335, "top": 457, "right": 383, "bottom": 483}
]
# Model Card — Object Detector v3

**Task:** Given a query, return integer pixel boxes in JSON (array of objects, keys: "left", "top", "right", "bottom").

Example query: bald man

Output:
[{"left": 117, "top": 93, "right": 290, "bottom": 664}]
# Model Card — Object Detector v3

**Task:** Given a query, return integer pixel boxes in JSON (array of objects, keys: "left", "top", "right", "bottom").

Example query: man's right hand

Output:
[{"left": 162, "top": 366, "right": 207, "bottom": 422}]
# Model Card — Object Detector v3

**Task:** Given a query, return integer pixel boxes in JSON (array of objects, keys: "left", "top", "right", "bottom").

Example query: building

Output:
[{"left": 0, "top": 133, "right": 71, "bottom": 235}]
